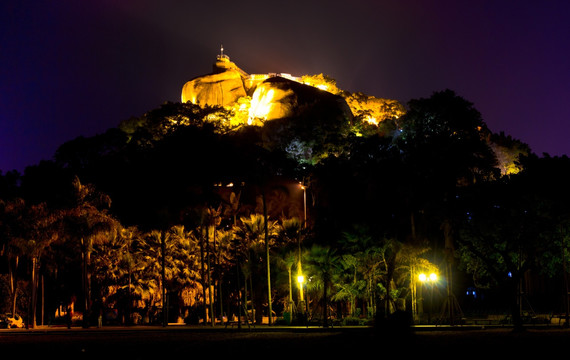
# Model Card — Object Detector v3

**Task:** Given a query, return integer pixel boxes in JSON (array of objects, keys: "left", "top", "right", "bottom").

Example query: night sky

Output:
[{"left": 1, "top": 0, "right": 569, "bottom": 173}]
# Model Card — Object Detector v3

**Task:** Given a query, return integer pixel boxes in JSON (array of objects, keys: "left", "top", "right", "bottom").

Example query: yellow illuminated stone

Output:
[
  {"left": 248, "top": 81, "right": 295, "bottom": 122},
  {"left": 181, "top": 69, "right": 247, "bottom": 107},
  {"left": 180, "top": 50, "right": 405, "bottom": 130}
]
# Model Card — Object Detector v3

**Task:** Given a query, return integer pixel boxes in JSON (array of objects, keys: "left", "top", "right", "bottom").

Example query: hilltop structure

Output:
[
  {"left": 180, "top": 47, "right": 248, "bottom": 107},
  {"left": 181, "top": 47, "right": 405, "bottom": 126}
]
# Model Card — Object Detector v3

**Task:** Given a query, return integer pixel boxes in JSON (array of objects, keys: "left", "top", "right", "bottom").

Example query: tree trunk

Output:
[
  {"left": 30, "top": 257, "right": 37, "bottom": 328},
  {"left": 41, "top": 274, "right": 44, "bottom": 326},
  {"left": 81, "top": 238, "right": 92, "bottom": 328},
  {"left": 199, "top": 227, "right": 207, "bottom": 324},
  {"left": 562, "top": 239, "right": 569, "bottom": 327},
  {"left": 351, "top": 267, "right": 356, "bottom": 317},
  {"left": 236, "top": 262, "right": 242, "bottom": 329},
  {"left": 510, "top": 276, "right": 523, "bottom": 331},
  {"left": 262, "top": 192, "right": 272, "bottom": 325},
  {"left": 323, "top": 276, "right": 329, "bottom": 328},
  {"left": 9, "top": 256, "right": 18, "bottom": 317},
  {"left": 206, "top": 226, "right": 214, "bottom": 326},
  {"left": 161, "top": 231, "right": 167, "bottom": 327},
  {"left": 288, "top": 268, "right": 292, "bottom": 316},
  {"left": 215, "top": 230, "right": 224, "bottom": 325},
  {"left": 244, "top": 274, "right": 249, "bottom": 321}
]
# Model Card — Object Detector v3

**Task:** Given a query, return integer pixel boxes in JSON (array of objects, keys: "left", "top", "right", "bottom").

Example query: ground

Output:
[{"left": 0, "top": 325, "right": 566, "bottom": 358}]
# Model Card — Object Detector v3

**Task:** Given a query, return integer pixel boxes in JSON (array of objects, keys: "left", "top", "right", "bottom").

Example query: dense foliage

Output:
[{"left": 1, "top": 89, "right": 569, "bottom": 330}]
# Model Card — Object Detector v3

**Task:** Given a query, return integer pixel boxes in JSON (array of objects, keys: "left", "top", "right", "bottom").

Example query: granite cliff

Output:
[{"left": 180, "top": 50, "right": 403, "bottom": 127}]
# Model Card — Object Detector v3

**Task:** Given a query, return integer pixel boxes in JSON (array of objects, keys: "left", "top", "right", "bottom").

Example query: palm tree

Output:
[
  {"left": 235, "top": 213, "right": 279, "bottom": 324},
  {"left": 119, "top": 227, "right": 138, "bottom": 324},
  {"left": 129, "top": 234, "right": 160, "bottom": 324},
  {"left": 274, "top": 250, "right": 298, "bottom": 319},
  {"left": 262, "top": 190, "right": 272, "bottom": 325},
  {"left": 377, "top": 238, "right": 403, "bottom": 318},
  {"left": 0, "top": 198, "right": 26, "bottom": 318},
  {"left": 339, "top": 227, "right": 384, "bottom": 318},
  {"left": 279, "top": 217, "right": 304, "bottom": 267},
  {"left": 91, "top": 226, "right": 123, "bottom": 320},
  {"left": 334, "top": 254, "right": 366, "bottom": 318},
  {"left": 135, "top": 230, "right": 170, "bottom": 323},
  {"left": 212, "top": 228, "right": 233, "bottom": 324},
  {"left": 373, "top": 237, "right": 439, "bottom": 322},
  {"left": 167, "top": 225, "right": 201, "bottom": 323},
  {"left": 235, "top": 214, "right": 264, "bottom": 324},
  {"left": 19, "top": 202, "right": 60, "bottom": 328},
  {"left": 64, "top": 177, "right": 116, "bottom": 327},
  {"left": 396, "top": 242, "right": 437, "bottom": 323},
  {"left": 0, "top": 199, "right": 62, "bottom": 328},
  {"left": 306, "top": 244, "right": 340, "bottom": 327},
  {"left": 278, "top": 217, "right": 305, "bottom": 311},
  {"left": 202, "top": 206, "right": 221, "bottom": 326}
]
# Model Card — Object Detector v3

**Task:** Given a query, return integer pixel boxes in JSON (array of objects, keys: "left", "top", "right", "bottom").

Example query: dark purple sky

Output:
[{"left": 1, "top": 0, "right": 569, "bottom": 173}]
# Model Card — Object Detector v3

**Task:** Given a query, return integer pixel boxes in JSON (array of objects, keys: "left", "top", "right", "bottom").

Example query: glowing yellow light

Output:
[
  {"left": 363, "top": 115, "right": 378, "bottom": 125},
  {"left": 297, "top": 275, "right": 305, "bottom": 284},
  {"left": 249, "top": 88, "right": 274, "bottom": 121},
  {"left": 419, "top": 273, "right": 437, "bottom": 282},
  {"left": 300, "top": 74, "right": 339, "bottom": 94}
]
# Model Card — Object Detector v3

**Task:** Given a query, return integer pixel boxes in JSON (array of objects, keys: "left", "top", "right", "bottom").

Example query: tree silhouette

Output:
[
  {"left": 63, "top": 177, "right": 116, "bottom": 327},
  {"left": 305, "top": 244, "right": 340, "bottom": 327}
]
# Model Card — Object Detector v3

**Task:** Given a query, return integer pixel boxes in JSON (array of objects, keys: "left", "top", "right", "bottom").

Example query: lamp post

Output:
[
  {"left": 299, "top": 182, "right": 307, "bottom": 228},
  {"left": 297, "top": 182, "right": 307, "bottom": 316},
  {"left": 419, "top": 273, "right": 437, "bottom": 324},
  {"left": 296, "top": 181, "right": 309, "bottom": 324}
]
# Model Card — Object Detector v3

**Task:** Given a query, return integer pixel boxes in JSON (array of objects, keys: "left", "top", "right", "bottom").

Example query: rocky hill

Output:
[{"left": 180, "top": 51, "right": 404, "bottom": 129}]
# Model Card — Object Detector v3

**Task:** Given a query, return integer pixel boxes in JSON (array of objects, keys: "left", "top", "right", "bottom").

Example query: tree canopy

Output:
[{"left": 1, "top": 87, "right": 569, "bottom": 330}]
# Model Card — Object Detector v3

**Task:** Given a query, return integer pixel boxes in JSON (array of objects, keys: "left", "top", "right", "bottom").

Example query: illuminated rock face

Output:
[
  {"left": 249, "top": 78, "right": 296, "bottom": 121},
  {"left": 249, "top": 76, "right": 351, "bottom": 122},
  {"left": 257, "top": 77, "right": 354, "bottom": 164},
  {"left": 181, "top": 69, "right": 247, "bottom": 107},
  {"left": 180, "top": 53, "right": 359, "bottom": 164},
  {"left": 181, "top": 53, "right": 352, "bottom": 127}
]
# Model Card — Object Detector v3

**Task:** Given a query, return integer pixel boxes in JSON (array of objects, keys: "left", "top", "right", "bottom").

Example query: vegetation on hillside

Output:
[{"left": 1, "top": 86, "right": 569, "bottom": 331}]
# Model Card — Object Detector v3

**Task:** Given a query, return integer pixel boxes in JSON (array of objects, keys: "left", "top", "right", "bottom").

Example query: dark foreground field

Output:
[{"left": 0, "top": 326, "right": 567, "bottom": 359}]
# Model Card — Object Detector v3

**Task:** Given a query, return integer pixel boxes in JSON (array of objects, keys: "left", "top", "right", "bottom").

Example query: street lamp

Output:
[
  {"left": 419, "top": 273, "right": 438, "bottom": 324},
  {"left": 419, "top": 273, "right": 437, "bottom": 283},
  {"left": 296, "top": 273, "right": 310, "bottom": 326},
  {"left": 297, "top": 182, "right": 307, "bottom": 318}
]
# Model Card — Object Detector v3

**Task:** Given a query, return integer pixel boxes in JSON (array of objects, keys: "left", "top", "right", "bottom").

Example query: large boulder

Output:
[
  {"left": 251, "top": 77, "right": 354, "bottom": 164},
  {"left": 181, "top": 69, "right": 247, "bottom": 107},
  {"left": 249, "top": 76, "right": 352, "bottom": 122}
]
